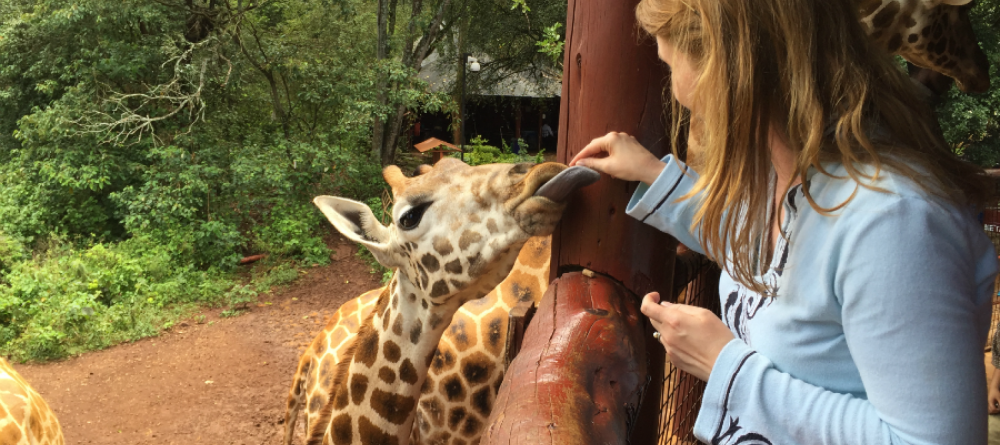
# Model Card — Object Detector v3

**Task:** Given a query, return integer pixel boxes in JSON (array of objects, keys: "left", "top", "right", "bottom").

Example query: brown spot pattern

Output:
[
  {"left": 441, "top": 374, "right": 467, "bottom": 402},
  {"left": 370, "top": 388, "right": 416, "bottom": 425},
  {"left": 481, "top": 310, "right": 508, "bottom": 357},
  {"left": 358, "top": 415, "right": 399, "bottom": 445},
  {"left": 382, "top": 340, "right": 401, "bottom": 363},
  {"left": 350, "top": 373, "right": 369, "bottom": 405},
  {"left": 460, "top": 352, "right": 496, "bottom": 386},
  {"left": 448, "top": 407, "right": 467, "bottom": 430},
  {"left": 461, "top": 416, "right": 483, "bottom": 437},
  {"left": 331, "top": 413, "right": 353, "bottom": 445},
  {"left": 433, "top": 237, "right": 454, "bottom": 256},
  {"left": 431, "top": 345, "right": 457, "bottom": 373},
  {"left": 444, "top": 259, "right": 463, "bottom": 275},
  {"left": 430, "top": 280, "right": 450, "bottom": 298},
  {"left": 448, "top": 315, "right": 478, "bottom": 352},
  {"left": 409, "top": 319, "right": 424, "bottom": 344},
  {"left": 355, "top": 328, "right": 380, "bottom": 368},
  {"left": 400, "top": 358, "right": 419, "bottom": 384},
  {"left": 420, "top": 398, "right": 445, "bottom": 427},
  {"left": 421, "top": 254, "right": 441, "bottom": 273},
  {"left": 378, "top": 366, "right": 397, "bottom": 384},
  {"left": 458, "top": 230, "right": 483, "bottom": 251}
]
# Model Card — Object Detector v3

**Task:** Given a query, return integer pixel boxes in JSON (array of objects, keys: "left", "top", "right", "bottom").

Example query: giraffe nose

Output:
[{"left": 533, "top": 166, "right": 600, "bottom": 202}]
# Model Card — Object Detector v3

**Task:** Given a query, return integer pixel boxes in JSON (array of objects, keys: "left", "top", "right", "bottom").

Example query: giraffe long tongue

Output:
[{"left": 533, "top": 166, "right": 601, "bottom": 202}]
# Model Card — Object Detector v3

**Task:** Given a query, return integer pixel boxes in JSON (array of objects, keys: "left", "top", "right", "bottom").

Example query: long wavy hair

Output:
[{"left": 636, "top": 0, "right": 993, "bottom": 294}]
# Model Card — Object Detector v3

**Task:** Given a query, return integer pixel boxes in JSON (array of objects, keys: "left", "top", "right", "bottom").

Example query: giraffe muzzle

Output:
[{"left": 532, "top": 165, "right": 601, "bottom": 202}]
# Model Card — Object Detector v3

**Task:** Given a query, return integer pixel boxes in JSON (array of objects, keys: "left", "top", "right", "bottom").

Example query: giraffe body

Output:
[
  {"left": 0, "top": 357, "right": 64, "bottom": 445},
  {"left": 283, "top": 237, "right": 550, "bottom": 445},
  {"left": 302, "top": 159, "right": 594, "bottom": 445}
]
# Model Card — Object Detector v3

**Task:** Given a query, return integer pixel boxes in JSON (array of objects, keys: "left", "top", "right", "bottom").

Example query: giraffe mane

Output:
[{"left": 305, "top": 283, "right": 394, "bottom": 445}]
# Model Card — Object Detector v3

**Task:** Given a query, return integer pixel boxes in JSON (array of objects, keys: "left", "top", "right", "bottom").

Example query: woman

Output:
[{"left": 570, "top": 0, "right": 997, "bottom": 443}]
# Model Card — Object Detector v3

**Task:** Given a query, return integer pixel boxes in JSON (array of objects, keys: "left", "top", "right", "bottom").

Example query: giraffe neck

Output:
[{"left": 321, "top": 275, "right": 473, "bottom": 445}]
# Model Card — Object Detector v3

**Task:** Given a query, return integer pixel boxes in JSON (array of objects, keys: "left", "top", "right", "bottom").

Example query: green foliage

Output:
[
  {"left": 0, "top": 236, "right": 231, "bottom": 361},
  {"left": 536, "top": 23, "right": 565, "bottom": 66},
  {"left": 935, "top": 0, "right": 1000, "bottom": 167},
  {"left": 456, "top": 135, "right": 545, "bottom": 166}
]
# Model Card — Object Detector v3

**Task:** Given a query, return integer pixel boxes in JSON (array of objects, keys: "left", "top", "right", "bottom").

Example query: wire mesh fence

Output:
[{"left": 657, "top": 254, "right": 722, "bottom": 445}]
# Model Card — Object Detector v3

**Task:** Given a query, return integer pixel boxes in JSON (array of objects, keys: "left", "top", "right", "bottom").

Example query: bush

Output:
[
  {"left": 456, "top": 135, "right": 545, "bottom": 166},
  {"left": 0, "top": 236, "right": 232, "bottom": 361}
]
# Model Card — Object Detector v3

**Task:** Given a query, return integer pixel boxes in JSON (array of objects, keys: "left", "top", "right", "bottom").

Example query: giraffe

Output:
[
  {"left": 857, "top": 0, "right": 990, "bottom": 93},
  {"left": 303, "top": 158, "right": 597, "bottom": 445},
  {"left": 682, "top": 0, "right": 992, "bottom": 171},
  {"left": 0, "top": 357, "right": 64, "bottom": 445},
  {"left": 283, "top": 236, "right": 550, "bottom": 445}
]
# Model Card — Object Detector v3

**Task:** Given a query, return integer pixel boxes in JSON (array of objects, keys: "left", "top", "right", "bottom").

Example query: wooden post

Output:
[
  {"left": 481, "top": 273, "right": 650, "bottom": 443},
  {"left": 483, "top": 0, "right": 675, "bottom": 444}
]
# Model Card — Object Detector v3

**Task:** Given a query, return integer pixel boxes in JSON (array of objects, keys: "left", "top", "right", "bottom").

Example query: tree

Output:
[{"left": 934, "top": 0, "right": 1000, "bottom": 168}]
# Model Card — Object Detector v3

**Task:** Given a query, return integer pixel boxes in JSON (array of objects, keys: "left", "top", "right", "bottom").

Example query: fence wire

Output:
[{"left": 657, "top": 254, "right": 722, "bottom": 445}]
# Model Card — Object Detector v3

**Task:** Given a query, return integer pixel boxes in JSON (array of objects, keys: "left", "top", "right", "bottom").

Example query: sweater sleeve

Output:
[
  {"left": 625, "top": 155, "right": 706, "bottom": 254},
  {"left": 693, "top": 196, "right": 994, "bottom": 445}
]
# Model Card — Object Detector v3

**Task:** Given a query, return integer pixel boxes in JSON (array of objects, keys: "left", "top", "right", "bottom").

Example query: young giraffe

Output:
[
  {"left": 304, "top": 158, "right": 595, "bottom": 445},
  {"left": 283, "top": 236, "right": 550, "bottom": 445},
  {"left": 858, "top": 0, "right": 990, "bottom": 93},
  {"left": 0, "top": 357, "right": 64, "bottom": 445}
]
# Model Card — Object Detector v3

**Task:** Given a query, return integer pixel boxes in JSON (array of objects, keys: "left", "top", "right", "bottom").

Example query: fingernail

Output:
[{"left": 660, "top": 301, "right": 672, "bottom": 307}]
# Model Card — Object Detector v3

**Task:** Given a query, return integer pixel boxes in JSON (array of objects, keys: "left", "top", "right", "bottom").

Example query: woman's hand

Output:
[
  {"left": 641, "top": 291, "right": 735, "bottom": 382},
  {"left": 569, "top": 132, "right": 666, "bottom": 185}
]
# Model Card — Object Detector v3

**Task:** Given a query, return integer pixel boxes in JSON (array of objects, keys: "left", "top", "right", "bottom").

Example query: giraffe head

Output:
[
  {"left": 315, "top": 158, "right": 596, "bottom": 308},
  {"left": 859, "top": 0, "right": 990, "bottom": 93}
]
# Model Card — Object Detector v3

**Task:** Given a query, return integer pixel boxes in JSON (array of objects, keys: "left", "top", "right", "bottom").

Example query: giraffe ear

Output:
[{"left": 313, "top": 196, "right": 392, "bottom": 256}]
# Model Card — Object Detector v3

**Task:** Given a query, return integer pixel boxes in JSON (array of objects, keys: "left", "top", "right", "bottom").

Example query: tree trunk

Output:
[
  {"left": 371, "top": 0, "right": 391, "bottom": 159},
  {"left": 376, "top": 0, "right": 452, "bottom": 165}
]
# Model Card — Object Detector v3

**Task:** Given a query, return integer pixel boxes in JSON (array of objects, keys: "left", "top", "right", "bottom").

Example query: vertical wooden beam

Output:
[
  {"left": 554, "top": 1, "right": 675, "bottom": 443},
  {"left": 484, "top": 1, "right": 676, "bottom": 444},
  {"left": 553, "top": 0, "right": 674, "bottom": 293}
]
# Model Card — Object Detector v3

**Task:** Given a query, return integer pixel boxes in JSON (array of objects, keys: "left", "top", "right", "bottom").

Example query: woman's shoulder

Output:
[
  {"left": 805, "top": 161, "right": 960, "bottom": 214},
  {"left": 799, "top": 162, "right": 986, "bottom": 248}
]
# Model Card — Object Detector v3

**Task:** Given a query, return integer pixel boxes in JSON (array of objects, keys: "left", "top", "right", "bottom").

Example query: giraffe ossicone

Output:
[{"left": 304, "top": 159, "right": 597, "bottom": 445}]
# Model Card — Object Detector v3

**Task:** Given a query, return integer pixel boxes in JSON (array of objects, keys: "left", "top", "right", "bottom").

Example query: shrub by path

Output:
[{"left": 14, "top": 242, "right": 381, "bottom": 445}]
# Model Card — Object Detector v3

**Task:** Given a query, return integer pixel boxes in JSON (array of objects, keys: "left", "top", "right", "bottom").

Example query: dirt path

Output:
[{"left": 13, "top": 237, "right": 382, "bottom": 445}]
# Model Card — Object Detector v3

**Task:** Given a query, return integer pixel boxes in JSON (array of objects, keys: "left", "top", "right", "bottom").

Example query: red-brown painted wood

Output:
[
  {"left": 484, "top": 1, "right": 679, "bottom": 443},
  {"left": 553, "top": 0, "right": 675, "bottom": 443},
  {"left": 480, "top": 273, "right": 649, "bottom": 444},
  {"left": 552, "top": 0, "right": 676, "bottom": 297}
]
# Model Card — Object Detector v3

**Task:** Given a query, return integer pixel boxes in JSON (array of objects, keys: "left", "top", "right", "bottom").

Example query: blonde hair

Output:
[{"left": 636, "top": 0, "right": 993, "bottom": 294}]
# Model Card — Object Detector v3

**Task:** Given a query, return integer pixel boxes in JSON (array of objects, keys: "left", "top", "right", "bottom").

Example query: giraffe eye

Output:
[{"left": 399, "top": 202, "right": 432, "bottom": 231}]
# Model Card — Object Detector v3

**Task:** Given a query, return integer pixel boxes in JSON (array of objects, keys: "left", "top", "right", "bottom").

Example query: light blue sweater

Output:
[{"left": 626, "top": 155, "right": 997, "bottom": 445}]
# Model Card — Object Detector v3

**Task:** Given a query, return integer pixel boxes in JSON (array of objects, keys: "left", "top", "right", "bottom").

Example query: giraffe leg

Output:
[{"left": 283, "top": 355, "right": 312, "bottom": 445}]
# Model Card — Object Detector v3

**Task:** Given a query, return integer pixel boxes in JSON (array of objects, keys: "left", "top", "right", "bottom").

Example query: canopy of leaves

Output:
[{"left": 936, "top": 0, "right": 1000, "bottom": 167}]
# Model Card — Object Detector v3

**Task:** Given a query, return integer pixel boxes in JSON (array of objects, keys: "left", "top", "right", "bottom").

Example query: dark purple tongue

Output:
[{"left": 533, "top": 166, "right": 601, "bottom": 202}]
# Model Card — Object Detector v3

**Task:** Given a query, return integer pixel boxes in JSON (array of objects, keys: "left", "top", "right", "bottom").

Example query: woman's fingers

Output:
[
  {"left": 569, "top": 132, "right": 616, "bottom": 166},
  {"left": 641, "top": 298, "right": 735, "bottom": 381}
]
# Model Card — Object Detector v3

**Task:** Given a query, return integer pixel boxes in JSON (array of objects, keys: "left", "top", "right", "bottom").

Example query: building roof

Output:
[
  {"left": 414, "top": 137, "right": 461, "bottom": 153},
  {"left": 418, "top": 52, "right": 562, "bottom": 98}
]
